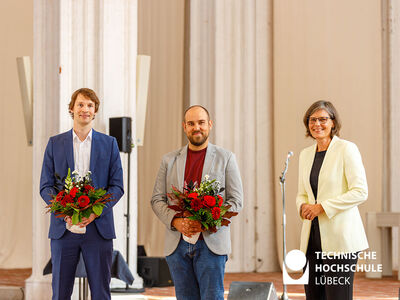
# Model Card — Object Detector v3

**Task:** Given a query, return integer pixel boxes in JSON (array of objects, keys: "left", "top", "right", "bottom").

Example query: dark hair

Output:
[
  {"left": 69, "top": 88, "right": 100, "bottom": 119},
  {"left": 183, "top": 105, "right": 211, "bottom": 122},
  {"left": 303, "top": 100, "right": 341, "bottom": 138}
]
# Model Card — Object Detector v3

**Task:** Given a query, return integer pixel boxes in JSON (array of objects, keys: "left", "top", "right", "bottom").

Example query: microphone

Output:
[
  {"left": 285, "top": 151, "right": 294, "bottom": 165},
  {"left": 280, "top": 151, "right": 294, "bottom": 183}
]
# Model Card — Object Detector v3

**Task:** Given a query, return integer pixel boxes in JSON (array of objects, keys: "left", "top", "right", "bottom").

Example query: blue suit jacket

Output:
[{"left": 40, "top": 129, "right": 124, "bottom": 240}]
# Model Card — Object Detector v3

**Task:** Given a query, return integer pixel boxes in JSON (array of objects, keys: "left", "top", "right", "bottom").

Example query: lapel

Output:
[
  {"left": 64, "top": 129, "right": 74, "bottom": 171},
  {"left": 176, "top": 145, "right": 188, "bottom": 190},
  {"left": 303, "top": 144, "right": 316, "bottom": 203},
  {"left": 201, "top": 143, "right": 216, "bottom": 180},
  {"left": 89, "top": 129, "right": 99, "bottom": 175},
  {"left": 316, "top": 135, "right": 339, "bottom": 195}
]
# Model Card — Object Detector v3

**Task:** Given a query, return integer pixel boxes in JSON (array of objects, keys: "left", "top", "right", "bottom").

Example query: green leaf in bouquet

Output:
[
  {"left": 94, "top": 189, "right": 107, "bottom": 198},
  {"left": 50, "top": 202, "right": 59, "bottom": 211},
  {"left": 201, "top": 221, "right": 209, "bottom": 230},
  {"left": 220, "top": 206, "right": 228, "bottom": 215},
  {"left": 92, "top": 204, "right": 104, "bottom": 216},
  {"left": 188, "top": 215, "right": 200, "bottom": 222},
  {"left": 72, "top": 212, "right": 79, "bottom": 225},
  {"left": 205, "top": 213, "right": 214, "bottom": 223},
  {"left": 81, "top": 208, "right": 92, "bottom": 219}
]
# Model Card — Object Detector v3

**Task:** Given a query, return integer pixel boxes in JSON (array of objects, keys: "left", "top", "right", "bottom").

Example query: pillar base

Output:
[{"left": 25, "top": 275, "right": 52, "bottom": 300}]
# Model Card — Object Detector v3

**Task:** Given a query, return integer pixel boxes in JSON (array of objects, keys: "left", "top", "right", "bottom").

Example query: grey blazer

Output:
[{"left": 151, "top": 143, "right": 243, "bottom": 256}]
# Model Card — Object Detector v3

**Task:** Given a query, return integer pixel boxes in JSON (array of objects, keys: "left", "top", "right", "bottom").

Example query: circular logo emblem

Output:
[{"left": 285, "top": 249, "right": 307, "bottom": 271}]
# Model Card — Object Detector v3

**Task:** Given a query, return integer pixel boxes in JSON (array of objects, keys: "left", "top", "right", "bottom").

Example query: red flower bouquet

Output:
[
  {"left": 46, "top": 169, "right": 114, "bottom": 233},
  {"left": 167, "top": 175, "right": 238, "bottom": 240}
]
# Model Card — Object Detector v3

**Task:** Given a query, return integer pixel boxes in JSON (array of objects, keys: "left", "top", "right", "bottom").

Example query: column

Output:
[{"left": 189, "top": 0, "right": 278, "bottom": 272}]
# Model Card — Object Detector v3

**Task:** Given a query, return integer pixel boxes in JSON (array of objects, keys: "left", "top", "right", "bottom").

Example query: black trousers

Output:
[{"left": 304, "top": 218, "right": 358, "bottom": 300}]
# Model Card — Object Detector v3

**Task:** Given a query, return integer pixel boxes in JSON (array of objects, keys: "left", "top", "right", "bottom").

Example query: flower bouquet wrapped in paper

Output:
[
  {"left": 46, "top": 168, "right": 114, "bottom": 234},
  {"left": 167, "top": 175, "right": 238, "bottom": 244}
]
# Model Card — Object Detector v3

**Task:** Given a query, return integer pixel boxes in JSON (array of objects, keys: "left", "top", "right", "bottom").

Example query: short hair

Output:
[
  {"left": 183, "top": 105, "right": 211, "bottom": 122},
  {"left": 303, "top": 100, "right": 341, "bottom": 138},
  {"left": 68, "top": 88, "right": 100, "bottom": 119}
]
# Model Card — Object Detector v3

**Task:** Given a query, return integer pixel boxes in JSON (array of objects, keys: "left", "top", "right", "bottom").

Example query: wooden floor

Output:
[{"left": 1, "top": 269, "right": 398, "bottom": 299}]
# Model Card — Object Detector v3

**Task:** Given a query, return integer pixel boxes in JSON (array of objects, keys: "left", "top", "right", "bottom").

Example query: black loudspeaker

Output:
[
  {"left": 109, "top": 117, "right": 132, "bottom": 153},
  {"left": 137, "top": 256, "right": 174, "bottom": 287},
  {"left": 228, "top": 282, "right": 278, "bottom": 300},
  {"left": 137, "top": 245, "right": 147, "bottom": 257}
]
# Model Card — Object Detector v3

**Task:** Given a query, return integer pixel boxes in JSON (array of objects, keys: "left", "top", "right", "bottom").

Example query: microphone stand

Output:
[{"left": 279, "top": 152, "right": 293, "bottom": 300}]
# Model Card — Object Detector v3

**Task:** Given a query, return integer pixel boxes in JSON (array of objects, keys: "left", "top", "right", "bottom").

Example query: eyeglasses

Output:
[{"left": 309, "top": 117, "right": 331, "bottom": 124}]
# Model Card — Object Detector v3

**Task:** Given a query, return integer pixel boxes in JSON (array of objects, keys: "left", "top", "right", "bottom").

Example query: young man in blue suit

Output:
[{"left": 40, "top": 88, "right": 124, "bottom": 300}]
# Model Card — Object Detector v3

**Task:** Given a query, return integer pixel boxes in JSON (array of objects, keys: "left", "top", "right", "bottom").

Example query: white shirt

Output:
[{"left": 73, "top": 129, "right": 92, "bottom": 178}]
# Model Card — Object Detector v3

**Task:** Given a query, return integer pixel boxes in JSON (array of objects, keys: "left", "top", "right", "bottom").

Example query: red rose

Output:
[
  {"left": 56, "top": 191, "right": 64, "bottom": 202},
  {"left": 203, "top": 195, "right": 216, "bottom": 207},
  {"left": 78, "top": 195, "right": 90, "bottom": 207},
  {"left": 190, "top": 197, "right": 203, "bottom": 211},
  {"left": 63, "top": 194, "right": 73, "bottom": 204},
  {"left": 217, "top": 195, "right": 223, "bottom": 207},
  {"left": 69, "top": 187, "right": 78, "bottom": 198},
  {"left": 212, "top": 207, "right": 221, "bottom": 220},
  {"left": 60, "top": 194, "right": 72, "bottom": 207},
  {"left": 188, "top": 192, "right": 199, "bottom": 199},
  {"left": 84, "top": 185, "right": 94, "bottom": 193}
]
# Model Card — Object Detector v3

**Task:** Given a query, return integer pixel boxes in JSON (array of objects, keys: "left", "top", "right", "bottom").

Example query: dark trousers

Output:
[
  {"left": 50, "top": 222, "right": 113, "bottom": 300},
  {"left": 305, "top": 218, "right": 358, "bottom": 300}
]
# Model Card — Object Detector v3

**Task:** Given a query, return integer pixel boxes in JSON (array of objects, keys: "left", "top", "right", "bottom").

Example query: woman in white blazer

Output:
[{"left": 296, "top": 101, "right": 368, "bottom": 300}]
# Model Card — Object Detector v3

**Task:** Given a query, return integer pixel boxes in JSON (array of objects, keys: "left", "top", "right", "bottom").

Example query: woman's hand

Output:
[{"left": 301, "top": 203, "right": 325, "bottom": 221}]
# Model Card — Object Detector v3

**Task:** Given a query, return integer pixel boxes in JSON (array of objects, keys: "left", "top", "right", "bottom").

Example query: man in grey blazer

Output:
[{"left": 151, "top": 105, "right": 243, "bottom": 300}]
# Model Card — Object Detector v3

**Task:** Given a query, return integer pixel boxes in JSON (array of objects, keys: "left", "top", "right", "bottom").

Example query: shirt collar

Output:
[{"left": 73, "top": 128, "right": 93, "bottom": 143}]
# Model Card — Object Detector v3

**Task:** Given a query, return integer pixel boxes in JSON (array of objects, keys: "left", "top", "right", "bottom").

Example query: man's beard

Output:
[{"left": 187, "top": 131, "right": 209, "bottom": 146}]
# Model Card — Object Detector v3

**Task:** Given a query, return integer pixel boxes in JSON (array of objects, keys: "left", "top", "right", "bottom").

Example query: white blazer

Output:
[{"left": 296, "top": 136, "right": 369, "bottom": 254}]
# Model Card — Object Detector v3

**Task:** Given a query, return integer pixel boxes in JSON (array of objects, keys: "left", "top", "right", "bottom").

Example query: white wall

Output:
[
  {"left": 137, "top": 0, "right": 185, "bottom": 256},
  {"left": 273, "top": 0, "right": 382, "bottom": 259}
]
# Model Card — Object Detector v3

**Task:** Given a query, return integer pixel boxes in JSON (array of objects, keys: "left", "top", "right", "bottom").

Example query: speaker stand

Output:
[
  {"left": 280, "top": 292, "right": 290, "bottom": 300},
  {"left": 110, "top": 151, "right": 144, "bottom": 294}
]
